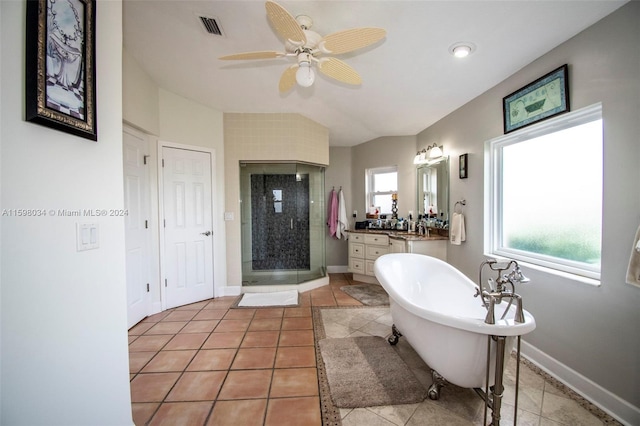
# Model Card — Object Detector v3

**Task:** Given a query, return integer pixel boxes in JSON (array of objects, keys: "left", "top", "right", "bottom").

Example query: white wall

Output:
[
  {"left": 123, "top": 49, "right": 159, "bottom": 136},
  {"left": 1, "top": 1, "right": 133, "bottom": 424},
  {"left": 158, "top": 89, "right": 227, "bottom": 297},
  {"left": 416, "top": 3, "right": 640, "bottom": 423}
]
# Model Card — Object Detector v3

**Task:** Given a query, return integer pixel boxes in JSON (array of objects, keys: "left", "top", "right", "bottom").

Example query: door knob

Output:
[{"left": 201, "top": 231, "right": 212, "bottom": 236}]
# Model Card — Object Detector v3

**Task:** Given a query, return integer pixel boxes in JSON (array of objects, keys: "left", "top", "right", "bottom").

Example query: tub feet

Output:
[
  {"left": 387, "top": 324, "right": 403, "bottom": 345},
  {"left": 428, "top": 370, "right": 447, "bottom": 400}
]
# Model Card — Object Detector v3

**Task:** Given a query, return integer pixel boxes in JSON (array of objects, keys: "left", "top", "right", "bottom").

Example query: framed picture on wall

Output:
[
  {"left": 459, "top": 153, "right": 468, "bottom": 179},
  {"left": 503, "top": 64, "right": 570, "bottom": 134},
  {"left": 25, "top": 0, "right": 97, "bottom": 141}
]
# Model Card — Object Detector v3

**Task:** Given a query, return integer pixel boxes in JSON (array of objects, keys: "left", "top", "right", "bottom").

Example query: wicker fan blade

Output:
[
  {"left": 320, "top": 28, "right": 386, "bottom": 55},
  {"left": 279, "top": 65, "right": 298, "bottom": 93},
  {"left": 266, "top": 1, "right": 306, "bottom": 45},
  {"left": 219, "top": 51, "right": 283, "bottom": 60},
  {"left": 318, "top": 57, "right": 362, "bottom": 85}
]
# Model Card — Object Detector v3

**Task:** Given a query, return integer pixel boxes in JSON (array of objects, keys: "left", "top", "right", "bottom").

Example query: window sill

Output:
[{"left": 485, "top": 252, "right": 601, "bottom": 287}]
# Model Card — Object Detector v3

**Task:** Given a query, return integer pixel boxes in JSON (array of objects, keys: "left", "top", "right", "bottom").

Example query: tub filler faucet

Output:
[
  {"left": 475, "top": 259, "right": 532, "bottom": 426},
  {"left": 476, "top": 259, "right": 529, "bottom": 324}
]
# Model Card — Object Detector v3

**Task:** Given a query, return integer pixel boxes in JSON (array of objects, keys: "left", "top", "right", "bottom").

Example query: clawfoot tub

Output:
[{"left": 373, "top": 253, "right": 536, "bottom": 401}]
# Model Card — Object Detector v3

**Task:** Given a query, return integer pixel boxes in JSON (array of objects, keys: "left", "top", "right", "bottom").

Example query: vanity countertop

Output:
[{"left": 346, "top": 229, "right": 448, "bottom": 242}]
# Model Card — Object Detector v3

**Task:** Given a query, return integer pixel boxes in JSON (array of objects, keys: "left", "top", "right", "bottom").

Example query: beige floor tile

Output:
[
  {"left": 215, "top": 319, "right": 251, "bottom": 333},
  {"left": 202, "top": 332, "right": 244, "bottom": 349},
  {"left": 129, "top": 351, "right": 156, "bottom": 374},
  {"left": 264, "top": 396, "right": 321, "bottom": 426},
  {"left": 284, "top": 307, "right": 312, "bottom": 317},
  {"left": 148, "top": 401, "right": 212, "bottom": 426},
  {"left": 270, "top": 367, "right": 319, "bottom": 398},
  {"left": 131, "top": 402, "right": 159, "bottom": 426},
  {"left": 193, "top": 309, "right": 228, "bottom": 320},
  {"left": 253, "top": 308, "right": 284, "bottom": 319},
  {"left": 179, "top": 320, "right": 219, "bottom": 333},
  {"left": 230, "top": 347, "right": 276, "bottom": 370},
  {"left": 165, "top": 371, "right": 226, "bottom": 401},
  {"left": 129, "top": 335, "right": 172, "bottom": 352},
  {"left": 281, "top": 316, "right": 313, "bottom": 330},
  {"left": 223, "top": 309, "right": 256, "bottom": 320},
  {"left": 274, "top": 346, "right": 316, "bottom": 368},
  {"left": 140, "top": 350, "right": 197, "bottom": 373},
  {"left": 187, "top": 349, "right": 237, "bottom": 371},
  {"left": 207, "top": 399, "right": 267, "bottom": 426},
  {"left": 240, "top": 330, "right": 280, "bottom": 348},
  {"left": 144, "top": 321, "right": 188, "bottom": 335},
  {"left": 130, "top": 372, "right": 181, "bottom": 402},
  {"left": 247, "top": 317, "right": 282, "bottom": 331},
  {"left": 278, "top": 329, "right": 314, "bottom": 346},
  {"left": 161, "top": 310, "right": 198, "bottom": 322},
  {"left": 541, "top": 392, "right": 603, "bottom": 426},
  {"left": 217, "top": 370, "right": 272, "bottom": 400},
  {"left": 163, "top": 332, "right": 209, "bottom": 350}
]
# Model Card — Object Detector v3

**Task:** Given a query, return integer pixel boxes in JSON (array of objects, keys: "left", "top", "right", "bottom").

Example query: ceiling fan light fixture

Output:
[
  {"left": 449, "top": 42, "right": 475, "bottom": 58},
  {"left": 296, "top": 62, "right": 315, "bottom": 87}
]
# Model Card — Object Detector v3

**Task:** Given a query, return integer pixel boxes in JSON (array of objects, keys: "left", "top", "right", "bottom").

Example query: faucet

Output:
[{"left": 475, "top": 259, "right": 529, "bottom": 324}]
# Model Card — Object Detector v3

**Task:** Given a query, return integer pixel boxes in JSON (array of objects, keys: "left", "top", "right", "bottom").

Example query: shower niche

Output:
[{"left": 240, "top": 162, "right": 326, "bottom": 286}]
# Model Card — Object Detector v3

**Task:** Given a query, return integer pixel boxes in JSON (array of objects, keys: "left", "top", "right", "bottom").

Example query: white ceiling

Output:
[{"left": 123, "top": 1, "right": 625, "bottom": 147}]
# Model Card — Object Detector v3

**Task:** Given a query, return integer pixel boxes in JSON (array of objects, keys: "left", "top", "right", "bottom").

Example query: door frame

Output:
[
  {"left": 157, "top": 140, "right": 220, "bottom": 310},
  {"left": 123, "top": 124, "right": 162, "bottom": 322}
]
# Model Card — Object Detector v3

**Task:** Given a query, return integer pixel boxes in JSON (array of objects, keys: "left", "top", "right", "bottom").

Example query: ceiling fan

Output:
[{"left": 219, "top": 1, "right": 386, "bottom": 92}]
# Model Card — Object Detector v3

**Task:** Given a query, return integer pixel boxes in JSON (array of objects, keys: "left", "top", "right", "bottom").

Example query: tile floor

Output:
[{"left": 128, "top": 273, "right": 617, "bottom": 425}]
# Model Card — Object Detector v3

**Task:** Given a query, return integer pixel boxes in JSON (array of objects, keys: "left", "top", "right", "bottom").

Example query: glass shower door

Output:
[{"left": 240, "top": 162, "right": 325, "bottom": 285}]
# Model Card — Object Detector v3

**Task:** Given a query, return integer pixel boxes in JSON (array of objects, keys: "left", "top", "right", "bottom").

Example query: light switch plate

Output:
[
  {"left": 77, "top": 223, "right": 99, "bottom": 251},
  {"left": 224, "top": 212, "right": 234, "bottom": 221}
]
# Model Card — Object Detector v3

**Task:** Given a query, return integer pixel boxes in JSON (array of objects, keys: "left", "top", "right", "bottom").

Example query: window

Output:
[
  {"left": 485, "top": 103, "right": 602, "bottom": 281},
  {"left": 366, "top": 166, "right": 398, "bottom": 215}
]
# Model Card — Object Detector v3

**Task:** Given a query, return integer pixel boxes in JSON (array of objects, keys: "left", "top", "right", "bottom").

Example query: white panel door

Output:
[
  {"left": 162, "top": 147, "right": 214, "bottom": 308},
  {"left": 124, "top": 127, "right": 152, "bottom": 328}
]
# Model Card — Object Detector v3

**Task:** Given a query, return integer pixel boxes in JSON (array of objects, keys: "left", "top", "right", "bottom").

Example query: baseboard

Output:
[
  {"left": 221, "top": 286, "right": 242, "bottom": 297},
  {"left": 327, "top": 265, "right": 348, "bottom": 273},
  {"left": 521, "top": 341, "right": 640, "bottom": 426}
]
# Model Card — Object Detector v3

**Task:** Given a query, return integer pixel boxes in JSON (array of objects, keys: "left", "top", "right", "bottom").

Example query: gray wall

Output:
[
  {"left": 416, "top": 2, "right": 639, "bottom": 412},
  {"left": 325, "top": 147, "right": 352, "bottom": 269},
  {"left": 351, "top": 135, "right": 418, "bottom": 222}
]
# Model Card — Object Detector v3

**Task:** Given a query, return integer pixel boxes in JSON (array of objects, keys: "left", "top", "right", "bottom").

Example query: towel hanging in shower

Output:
[
  {"left": 336, "top": 188, "right": 349, "bottom": 240},
  {"left": 327, "top": 188, "right": 338, "bottom": 238}
]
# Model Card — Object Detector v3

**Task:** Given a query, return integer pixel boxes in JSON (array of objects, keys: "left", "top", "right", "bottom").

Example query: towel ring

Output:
[{"left": 454, "top": 200, "right": 466, "bottom": 214}]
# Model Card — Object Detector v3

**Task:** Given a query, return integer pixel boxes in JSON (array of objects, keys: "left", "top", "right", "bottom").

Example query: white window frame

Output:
[
  {"left": 366, "top": 166, "right": 398, "bottom": 215},
  {"left": 484, "top": 103, "right": 602, "bottom": 283}
]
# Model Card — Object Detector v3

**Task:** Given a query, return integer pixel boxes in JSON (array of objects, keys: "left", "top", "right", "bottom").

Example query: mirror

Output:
[{"left": 416, "top": 156, "right": 449, "bottom": 222}]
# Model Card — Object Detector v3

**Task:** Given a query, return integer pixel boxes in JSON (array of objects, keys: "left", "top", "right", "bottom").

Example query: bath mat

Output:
[
  {"left": 340, "top": 284, "right": 389, "bottom": 306},
  {"left": 231, "top": 290, "right": 299, "bottom": 308},
  {"left": 319, "top": 336, "right": 427, "bottom": 408}
]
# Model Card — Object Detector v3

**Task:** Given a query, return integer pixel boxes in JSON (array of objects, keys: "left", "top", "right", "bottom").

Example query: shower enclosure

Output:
[{"left": 240, "top": 162, "right": 326, "bottom": 285}]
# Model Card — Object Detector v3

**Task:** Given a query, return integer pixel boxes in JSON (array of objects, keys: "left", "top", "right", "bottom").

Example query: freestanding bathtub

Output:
[{"left": 374, "top": 253, "right": 536, "bottom": 392}]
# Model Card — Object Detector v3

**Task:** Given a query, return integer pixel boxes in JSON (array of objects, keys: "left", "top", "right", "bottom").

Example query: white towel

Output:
[
  {"left": 626, "top": 225, "right": 640, "bottom": 287},
  {"left": 450, "top": 212, "right": 466, "bottom": 245},
  {"left": 336, "top": 189, "right": 349, "bottom": 240}
]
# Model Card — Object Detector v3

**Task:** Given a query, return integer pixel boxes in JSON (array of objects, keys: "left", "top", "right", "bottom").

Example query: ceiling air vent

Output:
[{"left": 198, "top": 15, "right": 224, "bottom": 36}]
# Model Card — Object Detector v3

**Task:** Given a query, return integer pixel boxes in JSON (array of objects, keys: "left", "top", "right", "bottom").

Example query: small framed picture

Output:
[
  {"left": 503, "top": 64, "right": 570, "bottom": 134},
  {"left": 459, "top": 154, "right": 468, "bottom": 179}
]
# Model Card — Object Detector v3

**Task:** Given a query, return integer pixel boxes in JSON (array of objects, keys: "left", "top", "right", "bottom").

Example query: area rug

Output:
[
  {"left": 319, "top": 335, "right": 427, "bottom": 408},
  {"left": 340, "top": 283, "right": 389, "bottom": 306},
  {"left": 230, "top": 290, "right": 299, "bottom": 308}
]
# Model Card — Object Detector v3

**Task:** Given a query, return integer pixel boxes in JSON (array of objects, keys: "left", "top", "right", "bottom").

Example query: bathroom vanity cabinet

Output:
[{"left": 347, "top": 230, "right": 447, "bottom": 284}]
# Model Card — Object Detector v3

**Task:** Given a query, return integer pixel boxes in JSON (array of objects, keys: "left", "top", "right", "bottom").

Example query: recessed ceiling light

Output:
[{"left": 449, "top": 42, "right": 476, "bottom": 58}]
